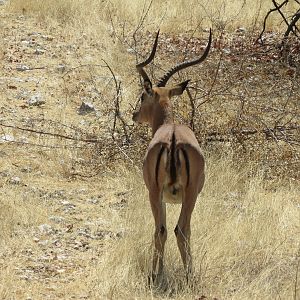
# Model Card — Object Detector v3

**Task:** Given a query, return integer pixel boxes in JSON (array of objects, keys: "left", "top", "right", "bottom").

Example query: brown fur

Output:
[
  {"left": 134, "top": 87, "right": 205, "bottom": 279},
  {"left": 133, "top": 30, "right": 211, "bottom": 280}
]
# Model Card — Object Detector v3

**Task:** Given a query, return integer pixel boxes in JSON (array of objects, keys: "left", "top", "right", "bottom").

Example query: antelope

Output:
[{"left": 132, "top": 29, "right": 212, "bottom": 281}]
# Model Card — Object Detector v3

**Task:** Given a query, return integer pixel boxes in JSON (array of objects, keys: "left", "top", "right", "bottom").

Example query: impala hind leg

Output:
[
  {"left": 149, "top": 191, "right": 167, "bottom": 281},
  {"left": 175, "top": 192, "right": 197, "bottom": 279}
]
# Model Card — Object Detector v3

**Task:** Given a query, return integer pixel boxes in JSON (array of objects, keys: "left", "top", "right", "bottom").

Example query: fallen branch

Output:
[{"left": 0, "top": 122, "right": 100, "bottom": 143}]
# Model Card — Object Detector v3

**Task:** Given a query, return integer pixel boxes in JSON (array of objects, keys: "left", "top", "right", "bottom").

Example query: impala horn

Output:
[
  {"left": 136, "top": 30, "right": 160, "bottom": 84},
  {"left": 157, "top": 29, "right": 212, "bottom": 87}
]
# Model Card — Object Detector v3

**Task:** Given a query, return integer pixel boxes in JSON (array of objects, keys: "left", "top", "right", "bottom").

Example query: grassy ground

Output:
[{"left": 1, "top": 0, "right": 300, "bottom": 299}]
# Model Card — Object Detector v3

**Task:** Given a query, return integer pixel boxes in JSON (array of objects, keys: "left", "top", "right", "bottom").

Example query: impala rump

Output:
[{"left": 151, "top": 128, "right": 191, "bottom": 204}]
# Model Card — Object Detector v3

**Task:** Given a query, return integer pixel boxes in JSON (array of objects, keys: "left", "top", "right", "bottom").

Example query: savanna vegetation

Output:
[{"left": 0, "top": 0, "right": 299, "bottom": 299}]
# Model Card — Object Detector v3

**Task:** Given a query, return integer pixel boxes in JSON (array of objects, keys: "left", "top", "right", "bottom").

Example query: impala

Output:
[{"left": 132, "top": 29, "right": 212, "bottom": 280}]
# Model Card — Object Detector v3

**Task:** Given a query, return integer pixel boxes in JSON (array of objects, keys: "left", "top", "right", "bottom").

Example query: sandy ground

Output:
[{"left": 0, "top": 6, "right": 128, "bottom": 299}]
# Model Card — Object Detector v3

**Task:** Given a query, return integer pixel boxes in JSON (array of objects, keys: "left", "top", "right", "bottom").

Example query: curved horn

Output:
[
  {"left": 136, "top": 30, "right": 160, "bottom": 83},
  {"left": 157, "top": 29, "right": 212, "bottom": 87}
]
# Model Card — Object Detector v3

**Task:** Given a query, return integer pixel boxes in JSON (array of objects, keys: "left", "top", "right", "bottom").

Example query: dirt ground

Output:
[{"left": 0, "top": 5, "right": 129, "bottom": 299}]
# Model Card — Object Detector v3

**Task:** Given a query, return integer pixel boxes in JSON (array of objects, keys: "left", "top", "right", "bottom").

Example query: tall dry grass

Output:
[
  {"left": 0, "top": 154, "right": 299, "bottom": 299},
  {"left": 87, "top": 154, "right": 299, "bottom": 299},
  {"left": 9, "top": 0, "right": 299, "bottom": 33}
]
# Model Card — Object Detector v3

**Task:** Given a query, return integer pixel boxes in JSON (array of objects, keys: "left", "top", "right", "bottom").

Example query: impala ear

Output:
[
  {"left": 169, "top": 80, "right": 190, "bottom": 97},
  {"left": 143, "top": 80, "right": 153, "bottom": 96}
]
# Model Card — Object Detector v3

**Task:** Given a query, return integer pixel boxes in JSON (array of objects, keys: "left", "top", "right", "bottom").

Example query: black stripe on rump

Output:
[
  {"left": 155, "top": 146, "right": 165, "bottom": 186},
  {"left": 181, "top": 147, "right": 190, "bottom": 186},
  {"left": 170, "top": 133, "right": 177, "bottom": 184}
]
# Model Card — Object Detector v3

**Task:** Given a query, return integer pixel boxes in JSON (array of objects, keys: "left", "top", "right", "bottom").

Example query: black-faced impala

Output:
[{"left": 132, "top": 29, "right": 212, "bottom": 281}]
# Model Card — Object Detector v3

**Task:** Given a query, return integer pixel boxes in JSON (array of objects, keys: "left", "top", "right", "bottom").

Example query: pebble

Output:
[
  {"left": 27, "top": 93, "right": 45, "bottom": 106},
  {"left": 78, "top": 101, "right": 95, "bottom": 115},
  {"left": 56, "top": 64, "right": 66, "bottom": 73},
  {"left": 0, "top": 134, "right": 14, "bottom": 143},
  {"left": 10, "top": 176, "right": 21, "bottom": 184},
  {"left": 49, "top": 216, "right": 65, "bottom": 223},
  {"left": 34, "top": 48, "right": 45, "bottom": 55},
  {"left": 16, "top": 65, "right": 30, "bottom": 71},
  {"left": 236, "top": 27, "right": 247, "bottom": 33},
  {"left": 38, "top": 224, "right": 53, "bottom": 235}
]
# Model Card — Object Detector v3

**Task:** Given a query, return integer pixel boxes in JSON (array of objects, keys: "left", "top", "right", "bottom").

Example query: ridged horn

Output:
[
  {"left": 157, "top": 29, "right": 212, "bottom": 87},
  {"left": 136, "top": 30, "right": 160, "bottom": 83}
]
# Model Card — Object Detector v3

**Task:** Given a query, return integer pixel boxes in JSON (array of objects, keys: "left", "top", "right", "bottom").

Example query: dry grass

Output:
[
  {"left": 9, "top": 0, "right": 300, "bottom": 33},
  {"left": 1, "top": 152, "right": 298, "bottom": 299},
  {"left": 87, "top": 155, "right": 299, "bottom": 299},
  {"left": 1, "top": 0, "right": 300, "bottom": 299}
]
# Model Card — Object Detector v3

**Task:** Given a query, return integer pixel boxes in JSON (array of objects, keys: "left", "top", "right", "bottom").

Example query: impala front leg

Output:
[{"left": 149, "top": 191, "right": 167, "bottom": 281}]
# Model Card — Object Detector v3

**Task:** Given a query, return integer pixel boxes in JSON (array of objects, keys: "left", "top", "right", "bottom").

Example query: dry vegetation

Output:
[{"left": 0, "top": 0, "right": 300, "bottom": 299}]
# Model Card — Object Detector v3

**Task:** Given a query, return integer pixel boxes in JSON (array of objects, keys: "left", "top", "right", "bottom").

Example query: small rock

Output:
[
  {"left": 56, "top": 64, "right": 66, "bottom": 73},
  {"left": 21, "top": 40, "right": 30, "bottom": 46},
  {"left": 236, "top": 27, "right": 246, "bottom": 33},
  {"left": 56, "top": 268, "right": 65, "bottom": 273},
  {"left": 34, "top": 48, "right": 45, "bottom": 55},
  {"left": 222, "top": 48, "right": 231, "bottom": 54},
  {"left": 10, "top": 176, "right": 21, "bottom": 184},
  {"left": 27, "top": 93, "right": 45, "bottom": 106},
  {"left": 127, "top": 48, "right": 135, "bottom": 54},
  {"left": 38, "top": 239, "right": 49, "bottom": 246},
  {"left": 38, "top": 224, "right": 53, "bottom": 235},
  {"left": 28, "top": 32, "right": 41, "bottom": 37},
  {"left": 0, "top": 134, "right": 14, "bottom": 143},
  {"left": 16, "top": 65, "right": 30, "bottom": 71},
  {"left": 61, "top": 200, "right": 71, "bottom": 206},
  {"left": 78, "top": 101, "right": 95, "bottom": 115},
  {"left": 21, "top": 166, "right": 32, "bottom": 173},
  {"left": 41, "top": 35, "right": 54, "bottom": 41},
  {"left": 87, "top": 198, "right": 99, "bottom": 204},
  {"left": 49, "top": 216, "right": 65, "bottom": 223}
]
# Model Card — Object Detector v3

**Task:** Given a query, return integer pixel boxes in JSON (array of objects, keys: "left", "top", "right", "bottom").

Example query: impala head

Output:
[{"left": 132, "top": 29, "right": 212, "bottom": 125}]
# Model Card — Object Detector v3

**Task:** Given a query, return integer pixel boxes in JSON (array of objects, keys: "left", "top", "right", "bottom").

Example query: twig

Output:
[
  {"left": 257, "top": 0, "right": 289, "bottom": 44},
  {"left": 272, "top": 0, "right": 293, "bottom": 31},
  {"left": 284, "top": 11, "right": 300, "bottom": 38},
  {"left": 132, "top": 0, "right": 154, "bottom": 39},
  {"left": 186, "top": 87, "right": 195, "bottom": 130},
  {"left": 196, "top": 50, "right": 223, "bottom": 108},
  {"left": 102, "top": 59, "right": 130, "bottom": 142},
  {"left": 0, "top": 140, "right": 88, "bottom": 149},
  {"left": 0, "top": 122, "right": 100, "bottom": 143},
  {"left": 16, "top": 66, "right": 47, "bottom": 71}
]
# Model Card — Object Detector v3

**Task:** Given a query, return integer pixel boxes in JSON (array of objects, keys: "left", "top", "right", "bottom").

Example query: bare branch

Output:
[
  {"left": 0, "top": 122, "right": 100, "bottom": 143},
  {"left": 257, "top": 0, "right": 289, "bottom": 44}
]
